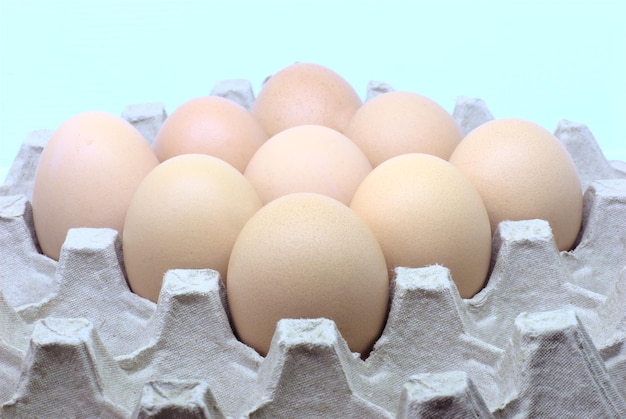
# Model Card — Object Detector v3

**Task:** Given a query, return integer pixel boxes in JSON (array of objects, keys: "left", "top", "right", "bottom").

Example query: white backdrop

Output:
[{"left": 1, "top": 0, "right": 625, "bottom": 181}]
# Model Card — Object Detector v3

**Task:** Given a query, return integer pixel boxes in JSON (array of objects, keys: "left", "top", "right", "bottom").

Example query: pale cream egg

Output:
[
  {"left": 449, "top": 118, "right": 583, "bottom": 251},
  {"left": 122, "top": 154, "right": 262, "bottom": 302},
  {"left": 345, "top": 91, "right": 462, "bottom": 167},
  {"left": 227, "top": 192, "right": 389, "bottom": 356},
  {"left": 350, "top": 153, "right": 492, "bottom": 298},
  {"left": 32, "top": 111, "right": 159, "bottom": 260},
  {"left": 244, "top": 124, "right": 372, "bottom": 205},
  {"left": 153, "top": 96, "right": 268, "bottom": 172}
]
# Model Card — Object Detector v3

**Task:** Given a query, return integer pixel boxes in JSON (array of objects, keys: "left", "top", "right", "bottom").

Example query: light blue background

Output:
[{"left": 1, "top": 0, "right": 624, "bottom": 181}]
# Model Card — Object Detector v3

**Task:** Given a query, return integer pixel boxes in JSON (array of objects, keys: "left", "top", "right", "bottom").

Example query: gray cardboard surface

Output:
[{"left": 1, "top": 90, "right": 625, "bottom": 418}]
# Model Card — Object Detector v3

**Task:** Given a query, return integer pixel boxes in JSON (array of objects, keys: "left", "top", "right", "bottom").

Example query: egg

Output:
[
  {"left": 344, "top": 91, "right": 463, "bottom": 167},
  {"left": 350, "top": 153, "right": 492, "bottom": 298},
  {"left": 152, "top": 96, "right": 268, "bottom": 172},
  {"left": 122, "top": 154, "right": 262, "bottom": 302},
  {"left": 252, "top": 62, "right": 362, "bottom": 136},
  {"left": 244, "top": 124, "right": 372, "bottom": 205},
  {"left": 448, "top": 118, "right": 583, "bottom": 251},
  {"left": 227, "top": 192, "right": 389, "bottom": 356},
  {"left": 32, "top": 111, "right": 159, "bottom": 260}
]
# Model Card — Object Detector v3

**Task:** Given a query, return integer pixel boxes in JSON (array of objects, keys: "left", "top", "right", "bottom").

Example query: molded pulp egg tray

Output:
[{"left": 1, "top": 80, "right": 625, "bottom": 418}]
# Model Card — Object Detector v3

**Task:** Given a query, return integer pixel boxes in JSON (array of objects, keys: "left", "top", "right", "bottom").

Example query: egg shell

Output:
[
  {"left": 345, "top": 91, "right": 463, "bottom": 167},
  {"left": 252, "top": 62, "right": 362, "bottom": 136},
  {"left": 31, "top": 111, "right": 159, "bottom": 261},
  {"left": 448, "top": 118, "right": 583, "bottom": 251},
  {"left": 350, "top": 153, "right": 492, "bottom": 298},
  {"left": 227, "top": 192, "right": 389, "bottom": 356},
  {"left": 122, "top": 154, "right": 262, "bottom": 302},
  {"left": 244, "top": 124, "right": 372, "bottom": 205},
  {"left": 152, "top": 96, "right": 268, "bottom": 172}
]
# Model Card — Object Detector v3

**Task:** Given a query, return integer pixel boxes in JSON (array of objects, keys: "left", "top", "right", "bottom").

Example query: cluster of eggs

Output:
[{"left": 30, "top": 63, "right": 583, "bottom": 357}]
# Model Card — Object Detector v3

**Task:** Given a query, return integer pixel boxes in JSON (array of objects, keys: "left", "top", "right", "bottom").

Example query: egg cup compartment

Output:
[{"left": 2, "top": 87, "right": 626, "bottom": 417}]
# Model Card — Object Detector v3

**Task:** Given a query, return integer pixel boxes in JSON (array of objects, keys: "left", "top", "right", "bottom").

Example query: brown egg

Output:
[
  {"left": 122, "top": 154, "right": 262, "bottom": 302},
  {"left": 252, "top": 62, "right": 362, "bottom": 136},
  {"left": 152, "top": 96, "right": 268, "bottom": 172},
  {"left": 350, "top": 153, "right": 492, "bottom": 298},
  {"left": 244, "top": 124, "right": 372, "bottom": 205},
  {"left": 345, "top": 91, "right": 463, "bottom": 167},
  {"left": 448, "top": 118, "right": 583, "bottom": 251},
  {"left": 32, "top": 111, "right": 159, "bottom": 260},
  {"left": 227, "top": 192, "right": 389, "bottom": 356}
]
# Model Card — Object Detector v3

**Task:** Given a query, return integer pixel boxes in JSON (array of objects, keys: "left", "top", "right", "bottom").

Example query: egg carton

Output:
[{"left": 1, "top": 80, "right": 625, "bottom": 418}]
